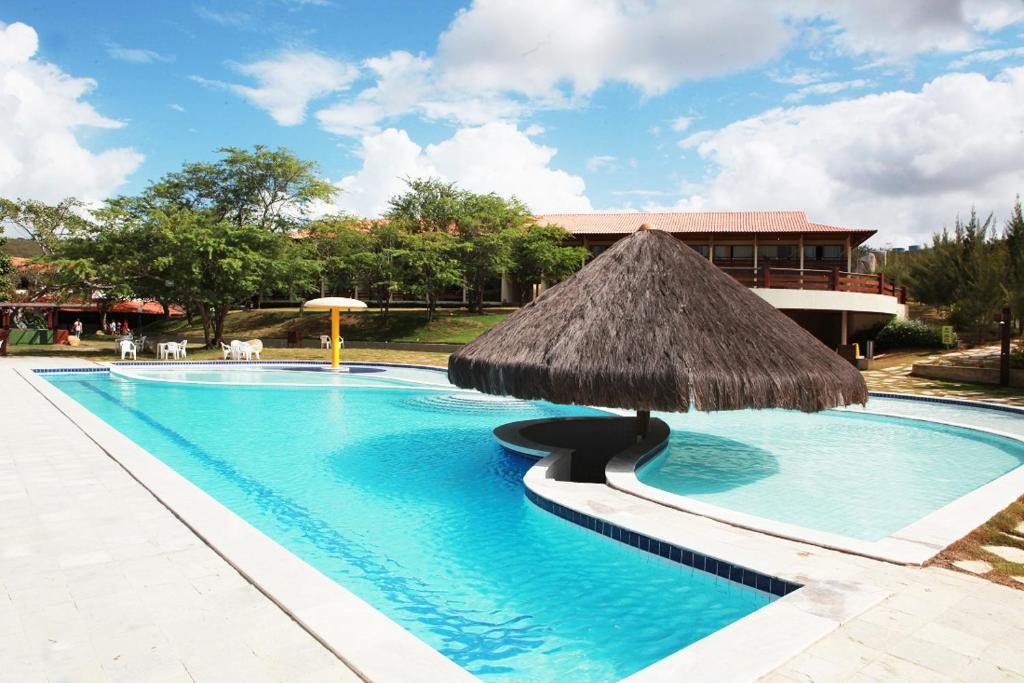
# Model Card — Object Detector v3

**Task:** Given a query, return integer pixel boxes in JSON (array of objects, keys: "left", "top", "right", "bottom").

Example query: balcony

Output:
[{"left": 719, "top": 266, "right": 906, "bottom": 303}]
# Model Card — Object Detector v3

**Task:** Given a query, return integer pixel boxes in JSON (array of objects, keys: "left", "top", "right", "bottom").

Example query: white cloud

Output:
[
  {"left": 585, "top": 155, "right": 617, "bottom": 173},
  {"left": 204, "top": 50, "right": 360, "bottom": 126},
  {"left": 670, "top": 116, "right": 693, "bottom": 132},
  {"left": 306, "top": 1, "right": 1024, "bottom": 138},
  {"left": 316, "top": 50, "right": 530, "bottom": 135},
  {"left": 951, "top": 46, "right": 1024, "bottom": 68},
  {"left": 769, "top": 67, "right": 835, "bottom": 86},
  {"left": 791, "top": 0, "right": 1024, "bottom": 59},
  {"left": 675, "top": 67, "right": 1024, "bottom": 245},
  {"left": 107, "top": 46, "right": 173, "bottom": 64},
  {"left": 435, "top": 0, "right": 791, "bottom": 99},
  {"left": 784, "top": 78, "right": 873, "bottom": 102},
  {"left": 168, "top": 103, "right": 185, "bottom": 112},
  {"left": 524, "top": 123, "right": 545, "bottom": 136},
  {"left": 335, "top": 123, "right": 590, "bottom": 216},
  {"left": 0, "top": 22, "right": 143, "bottom": 205}
]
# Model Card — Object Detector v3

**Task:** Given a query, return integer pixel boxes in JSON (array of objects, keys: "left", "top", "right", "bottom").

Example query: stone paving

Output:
[
  {"left": 0, "top": 358, "right": 360, "bottom": 683},
  {"left": 5, "top": 355, "right": 1024, "bottom": 682},
  {"left": 863, "top": 345, "right": 1024, "bottom": 407}
]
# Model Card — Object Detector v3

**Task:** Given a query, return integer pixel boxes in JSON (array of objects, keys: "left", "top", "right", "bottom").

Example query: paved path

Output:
[
  {"left": 0, "top": 359, "right": 360, "bottom": 683},
  {"left": 5, "top": 356, "right": 1024, "bottom": 682},
  {"left": 864, "top": 345, "right": 1024, "bottom": 407}
]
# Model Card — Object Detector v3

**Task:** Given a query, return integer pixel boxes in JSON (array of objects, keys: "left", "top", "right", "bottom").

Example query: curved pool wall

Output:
[
  {"left": 35, "top": 364, "right": 777, "bottom": 682},
  {"left": 612, "top": 395, "right": 1024, "bottom": 565}
]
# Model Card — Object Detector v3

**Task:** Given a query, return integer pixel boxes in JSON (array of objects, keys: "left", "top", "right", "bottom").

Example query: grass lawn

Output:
[
  {"left": 141, "top": 307, "right": 513, "bottom": 345},
  {"left": 6, "top": 339, "right": 449, "bottom": 367},
  {"left": 935, "top": 496, "right": 1024, "bottom": 590}
]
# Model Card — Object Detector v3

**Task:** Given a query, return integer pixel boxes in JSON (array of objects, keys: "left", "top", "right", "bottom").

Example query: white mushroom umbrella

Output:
[{"left": 303, "top": 297, "right": 367, "bottom": 369}]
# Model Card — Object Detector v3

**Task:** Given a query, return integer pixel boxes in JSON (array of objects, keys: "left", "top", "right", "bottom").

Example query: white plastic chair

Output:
[
  {"left": 159, "top": 342, "right": 180, "bottom": 360},
  {"left": 320, "top": 335, "right": 344, "bottom": 349},
  {"left": 119, "top": 339, "right": 137, "bottom": 360},
  {"left": 234, "top": 342, "right": 253, "bottom": 361},
  {"left": 220, "top": 342, "right": 233, "bottom": 360},
  {"left": 229, "top": 340, "right": 246, "bottom": 360},
  {"left": 246, "top": 339, "right": 263, "bottom": 360},
  {"left": 178, "top": 340, "right": 188, "bottom": 358}
]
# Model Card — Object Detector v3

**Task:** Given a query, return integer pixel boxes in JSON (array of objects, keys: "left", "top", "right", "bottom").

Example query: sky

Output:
[{"left": 1, "top": 1, "right": 1024, "bottom": 246}]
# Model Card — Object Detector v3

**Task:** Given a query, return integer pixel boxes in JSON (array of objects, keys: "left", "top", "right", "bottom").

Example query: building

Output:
[{"left": 530, "top": 211, "right": 906, "bottom": 348}]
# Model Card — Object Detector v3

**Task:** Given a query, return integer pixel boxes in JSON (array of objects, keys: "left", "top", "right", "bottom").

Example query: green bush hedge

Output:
[{"left": 873, "top": 318, "right": 944, "bottom": 351}]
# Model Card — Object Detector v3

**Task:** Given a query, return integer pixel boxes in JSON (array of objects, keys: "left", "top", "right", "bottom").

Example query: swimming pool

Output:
[
  {"left": 636, "top": 401, "right": 1024, "bottom": 543},
  {"left": 42, "top": 365, "right": 774, "bottom": 681}
]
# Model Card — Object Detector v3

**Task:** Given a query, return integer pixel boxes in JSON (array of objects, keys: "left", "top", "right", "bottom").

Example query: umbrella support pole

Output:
[{"left": 635, "top": 410, "right": 650, "bottom": 442}]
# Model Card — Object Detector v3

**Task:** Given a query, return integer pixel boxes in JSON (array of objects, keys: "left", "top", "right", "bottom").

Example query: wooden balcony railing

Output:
[{"left": 718, "top": 266, "right": 907, "bottom": 303}]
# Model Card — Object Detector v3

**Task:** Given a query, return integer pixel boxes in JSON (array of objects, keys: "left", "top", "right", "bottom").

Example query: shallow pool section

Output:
[
  {"left": 45, "top": 367, "right": 772, "bottom": 682},
  {"left": 638, "top": 402, "right": 1024, "bottom": 542}
]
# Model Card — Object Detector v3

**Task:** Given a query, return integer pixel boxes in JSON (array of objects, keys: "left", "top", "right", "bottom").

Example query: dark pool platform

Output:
[{"left": 493, "top": 415, "right": 670, "bottom": 482}]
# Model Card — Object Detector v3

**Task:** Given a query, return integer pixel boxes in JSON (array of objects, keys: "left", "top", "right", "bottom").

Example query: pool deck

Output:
[
  {"left": 0, "top": 358, "right": 361, "bottom": 683},
  {"left": 4, "top": 357, "right": 1024, "bottom": 681}
]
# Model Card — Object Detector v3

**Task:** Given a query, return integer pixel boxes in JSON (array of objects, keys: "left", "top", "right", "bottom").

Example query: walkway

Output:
[
  {"left": 0, "top": 358, "right": 359, "bottom": 683},
  {"left": 863, "top": 345, "right": 1024, "bottom": 407},
  {"left": 4, "top": 356, "right": 1024, "bottom": 681}
]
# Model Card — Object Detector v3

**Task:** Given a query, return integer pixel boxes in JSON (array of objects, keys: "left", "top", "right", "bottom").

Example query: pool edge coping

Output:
[
  {"left": 518, "top": 444, "right": 890, "bottom": 682},
  {"left": 604, "top": 398, "right": 1024, "bottom": 566},
  {"left": 16, "top": 365, "right": 477, "bottom": 683},
  {"left": 23, "top": 362, "right": 889, "bottom": 682}
]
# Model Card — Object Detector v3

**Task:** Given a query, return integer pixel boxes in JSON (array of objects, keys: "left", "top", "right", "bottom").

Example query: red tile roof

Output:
[{"left": 536, "top": 211, "right": 875, "bottom": 241}]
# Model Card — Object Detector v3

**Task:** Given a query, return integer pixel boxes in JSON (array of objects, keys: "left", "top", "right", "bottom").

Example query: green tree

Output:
[
  {"left": 0, "top": 197, "right": 91, "bottom": 255},
  {"left": 144, "top": 145, "right": 336, "bottom": 232},
  {"left": 947, "top": 209, "right": 1006, "bottom": 343},
  {"left": 354, "top": 221, "right": 405, "bottom": 314},
  {"left": 0, "top": 227, "right": 15, "bottom": 300},
  {"left": 508, "top": 224, "right": 589, "bottom": 303},
  {"left": 304, "top": 215, "right": 372, "bottom": 297},
  {"left": 399, "top": 231, "right": 464, "bottom": 321},
  {"left": 148, "top": 209, "right": 291, "bottom": 346},
  {"left": 386, "top": 178, "right": 468, "bottom": 319},
  {"left": 1005, "top": 195, "right": 1024, "bottom": 328},
  {"left": 456, "top": 193, "right": 532, "bottom": 312}
]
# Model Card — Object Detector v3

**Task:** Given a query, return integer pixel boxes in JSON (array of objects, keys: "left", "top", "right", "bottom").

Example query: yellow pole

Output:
[{"left": 330, "top": 307, "right": 340, "bottom": 369}]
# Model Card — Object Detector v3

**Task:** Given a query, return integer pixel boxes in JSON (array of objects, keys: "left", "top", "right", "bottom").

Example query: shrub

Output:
[{"left": 873, "top": 318, "right": 944, "bottom": 351}]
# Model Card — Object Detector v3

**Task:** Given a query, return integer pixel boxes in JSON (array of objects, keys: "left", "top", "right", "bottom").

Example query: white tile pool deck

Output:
[
  {"left": 3, "top": 357, "right": 1024, "bottom": 682},
  {"left": 0, "top": 358, "right": 361, "bottom": 683}
]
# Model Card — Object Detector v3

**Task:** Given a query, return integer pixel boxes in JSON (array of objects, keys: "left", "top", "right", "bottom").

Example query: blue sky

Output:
[{"left": 2, "top": 1, "right": 1024, "bottom": 245}]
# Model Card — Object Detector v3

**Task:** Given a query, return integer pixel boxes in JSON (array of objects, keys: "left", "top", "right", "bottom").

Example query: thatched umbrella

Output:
[{"left": 448, "top": 226, "right": 866, "bottom": 436}]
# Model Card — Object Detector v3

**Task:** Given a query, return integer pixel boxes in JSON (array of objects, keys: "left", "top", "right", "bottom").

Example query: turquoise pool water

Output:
[
  {"left": 45, "top": 367, "right": 771, "bottom": 682},
  {"left": 639, "top": 404, "right": 1024, "bottom": 541}
]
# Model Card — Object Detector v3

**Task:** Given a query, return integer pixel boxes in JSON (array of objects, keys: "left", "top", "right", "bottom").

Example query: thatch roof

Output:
[{"left": 448, "top": 228, "right": 867, "bottom": 413}]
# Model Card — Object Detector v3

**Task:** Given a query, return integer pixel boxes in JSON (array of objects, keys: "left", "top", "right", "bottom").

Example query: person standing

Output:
[{"left": 72, "top": 319, "right": 83, "bottom": 338}]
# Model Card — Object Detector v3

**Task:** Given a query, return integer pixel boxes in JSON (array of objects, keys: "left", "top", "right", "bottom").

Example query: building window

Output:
[
  {"left": 731, "top": 245, "right": 754, "bottom": 260},
  {"left": 804, "top": 245, "right": 844, "bottom": 261},
  {"left": 758, "top": 245, "right": 798, "bottom": 261},
  {"left": 590, "top": 245, "right": 609, "bottom": 257},
  {"left": 688, "top": 244, "right": 710, "bottom": 258},
  {"left": 713, "top": 245, "right": 754, "bottom": 262}
]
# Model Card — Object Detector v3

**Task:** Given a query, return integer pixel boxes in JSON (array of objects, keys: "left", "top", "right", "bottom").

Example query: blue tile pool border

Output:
[
  {"left": 523, "top": 487, "right": 800, "bottom": 598},
  {"left": 868, "top": 391, "right": 1024, "bottom": 415}
]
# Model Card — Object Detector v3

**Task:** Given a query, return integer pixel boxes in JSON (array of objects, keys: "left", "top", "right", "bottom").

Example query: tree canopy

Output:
[{"left": 8, "top": 150, "right": 590, "bottom": 341}]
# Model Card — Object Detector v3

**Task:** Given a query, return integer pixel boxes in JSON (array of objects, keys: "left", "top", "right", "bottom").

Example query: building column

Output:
[
  {"left": 846, "top": 236, "right": 852, "bottom": 271},
  {"left": 841, "top": 310, "right": 849, "bottom": 346},
  {"left": 798, "top": 235, "right": 804, "bottom": 270},
  {"left": 500, "top": 273, "right": 515, "bottom": 304}
]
